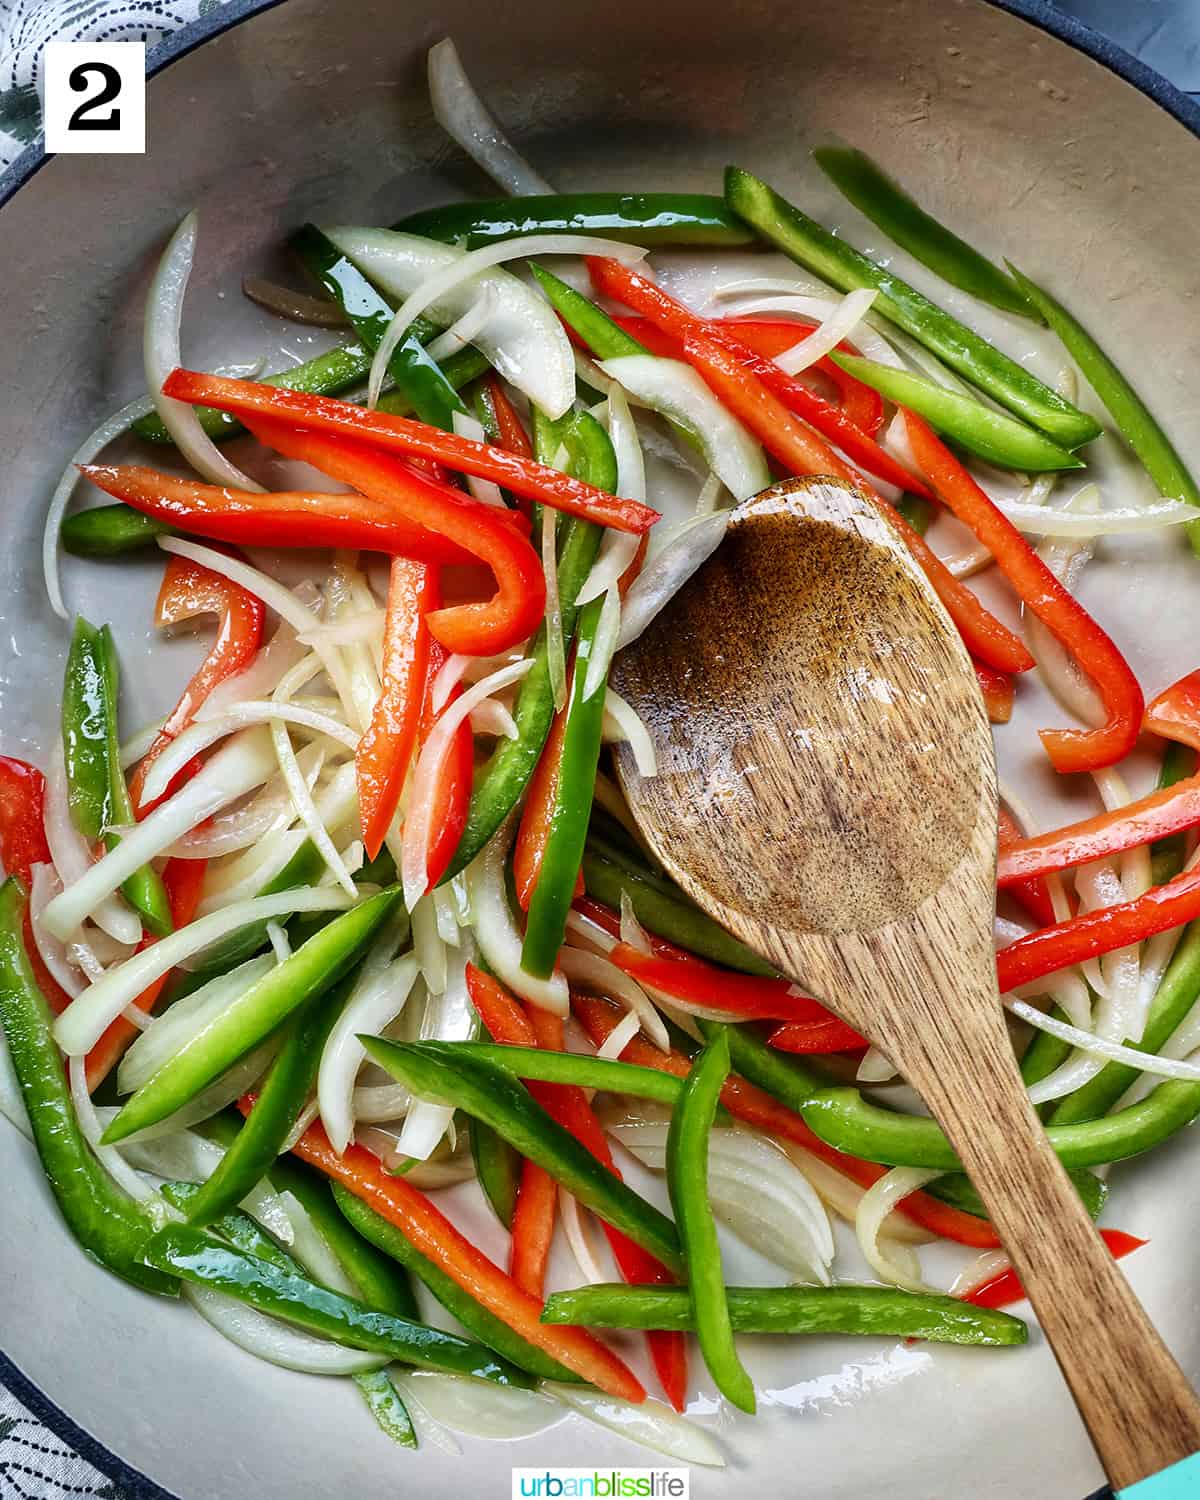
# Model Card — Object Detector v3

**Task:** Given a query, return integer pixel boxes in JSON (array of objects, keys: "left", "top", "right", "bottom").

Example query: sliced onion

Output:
[
  {"left": 472, "top": 698, "right": 518, "bottom": 739},
  {"left": 118, "top": 955, "right": 275, "bottom": 1095},
  {"left": 452, "top": 411, "right": 507, "bottom": 507},
  {"left": 349, "top": 1085, "right": 412, "bottom": 1125},
  {"left": 144, "top": 213, "right": 263, "bottom": 491},
  {"left": 203, "top": 588, "right": 321, "bottom": 717},
  {"left": 1008, "top": 998, "right": 1200, "bottom": 1081},
  {"left": 54, "top": 886, "right": 351, "bottom": 1056},
  {"left": 43, "top": 743, "right": 141, "bottom": 946},
  {"left": 616, "top": 510, "right": 730, "bottom": 651},
  {"left": 69, "top": 1056, "right": 164, "bottom": 1211},
  {"left": 299, "top": 611, "right": 387, "bottom": 650},
  {"left": 694, "top": 470, "right": 725, "bottom": 516},
  {"left": 775, "top": 288, "right": 878, "bottom": 376},
  {"left": 185, "top": 1285, "right": 387, "bottom": 1374},
  {"left": 856, "top": 1046, "right": 898, "bottom": 1084},
  {"left": 854, "top": 1167, "right": 942, "bottom": 1293},
  {"left": 618, "top": 891, "right": 653, "bottom": 954},
  {"left": 598, "top": 356, "right": 768, "bottom": 501},
  {"left": 542, "top": 507, "right": 567, "bottom": 712},
  {"left": 1028, "top": 485, "right": 1106, "bottom": 730},
  {"left": 601, "top": 690, "right": 658, "bottom": 778},
  {"left": 402, "top": 659, "right": 533, "bottom": 911},
  {"left": 710, "top": 289, "right": 905, "bottom": 371},
  {"left": 612, "top": 1123, "right": 834, "bottom": 1283},
  {"left": 43, "top": 393, "right": 156, "bottom": 619},
  {"left": 426, "top": 285, "right": 497, "bottom": 363},
  {"left": 159, "top": 537, "right": 320, "bottom": 635},
  {"left": 949, "top": 1248, "right": 1012, "bottom": 1299},
  {"left": 563, "top": 908, "right": 617, "bottom": 957},
  {"left": 465, "top": 821, "right": 568, "bottom": 1014},
  {"left": 560, "top": 1187, "right": 610, "bottom": 1282},
  {"left": 242, "top": 275, "right": 347, "bottom": 327},
  {"left": 576, "top": 388, "right": 645, "bottom": 606},
  {"left": 28, "top": 864, "right": 86, "bottom": 997},
  {"left": 776, "top": 1142, "right": 933, "bottom": 1244},
  {"left": 431, "top": 653, "right": 471, "bottom": 713},
  {"left": 197, "top": 831, "right": 308, "bottom": 916},
  {"left": 558, "top": 948, "right": 668, "bottom": 1051},
  {"left": 582, "top": 585, "right": 622, "bottom": 704},
  {"left": 367, "top": 233, "right": 645, "bottom": 411},
  {"left": 426, "top": 38, "right": 553, "bottom": 196},
  {"left": 595, "top": 1010, "right": 642, "bottom": 1061},
  {"left": 265, "top": 922, "right": 291, "bottom": 964},
  {"left": 394, "top": 1368, "right": 563, "bottom": 1441},
  {"left": 130, "top": 1040, "right": 279, "bottom": 1141},
  {"left": 173, "top": 750, "right": 322, "bottom": 862},
  {"left": 399, "top": 943, "right": 478, "bottom": 1160},
  {"left": 0, "top": 1027, "right": 31, "bottom": 1140},
  {"left": 1002, "top": 496, "right": 1200, "bottom": 535},
  {"left": 319, "top": 954, "right": 420, "bottom": 1153},
  {"left": 542, "top": 1384, "right": 725, "bottom": 1468},
  {"left": 411, "top": 895, "right": 448, "bottom": 997},
  {"left": 45, "top": 729, "right": 279, "bottom": 943},
  {"left": 326, "top": 227, "right": 576, "bottom": 421}
]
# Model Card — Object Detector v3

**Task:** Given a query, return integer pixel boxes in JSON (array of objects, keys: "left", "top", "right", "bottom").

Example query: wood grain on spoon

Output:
[{"left": 612, "top": 476, "right": 1200, "bottom": 1491}]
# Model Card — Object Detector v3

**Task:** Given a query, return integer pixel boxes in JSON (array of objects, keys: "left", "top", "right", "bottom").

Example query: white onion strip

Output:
[
  {"left": 854, "top": 1167, "right": 942, "bottom": 1293},
  {"left": 542, "top": 1384, "right": 724, "bottom": 1468},
  {"left": 426, "top": 285, "right": 497, "bottom": 362},
  {"left": 1007, "top": 999, "right": 1200, "bottom": 1081},
  {"left": 601, "top": 690, "right": 658, "bottom": 778},
  {"left": 54, "top": 887, "right": 352, "bottom": 1056},
  {"left": 69, "top": 1056, "right": 163, "bottom": 1209},
  {"left": 143, "top": 213, "right": 263, "bottom": 492},
  {"left": 542, "top": 507, "right": 567, "bottom": 712},
  {"left": 465, "top": 819, "right": 568, "bottom": 1015},
  {"left": 582, "top": 585, "right": 622, "bottom": 705},
  {"left": 560, "top": 1188, "right": 610, "bottom": 1283},
  {"left": 43, "top": 744, "right": 141, "bottom": 946},
  {"left": 1003, "top": 497, "right": 1200, "bottom": 535},
  {"left": 577, "top": 388, "right": 644, "bottom": 606},
  {"left": 44, "top": 729, "right": 278, "bottom": 942},
  {"left": 775, "top": 288, "right": 878, "bottom": 375},
  {"left": 319, "top": 954, "right": 420, "bottom": 1153},
  {"left": 401, "top": 659, "right": 533, "bottom": 911},
  {"left": 558, "top": 947, "right": 668, "bottom": 1051},
  {"left": 595, "top": 1009, "right": 642, "bottom": 1061},
  {"left": 185, "top": 1285, "right": 387, "bottom": 1374},
  {"left": 427, "top": 38, "right": 553, "bottom": 196},
  {"left": 452, "top": 411, "right": 507, "bottom": 507},
  {"left": 368, "top": 234, "right": 645, "bottom": 409},
  {"left": 398, "top": 943, "right": 478, "bottom": 1161},
  {"left": 29, "top": 864, "right": 86, "bottom": 997},
  {"left": 616, "top": 510, "right": 730, "bottom": 651}
]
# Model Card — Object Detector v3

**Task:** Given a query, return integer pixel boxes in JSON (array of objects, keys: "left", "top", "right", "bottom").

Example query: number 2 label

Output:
[{"left": 44, "top": 42, "right": 146, "bottom": 154}]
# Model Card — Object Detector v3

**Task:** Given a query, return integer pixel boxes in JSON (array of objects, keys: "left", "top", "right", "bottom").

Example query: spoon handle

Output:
[{"left": 880, "top": 956, "right": 1200, "bottom": 1493}]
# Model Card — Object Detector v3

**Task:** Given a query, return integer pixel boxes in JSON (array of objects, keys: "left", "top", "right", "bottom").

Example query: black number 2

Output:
[{"left": 67, "top": 62, "right": 122, "bottom": 132}]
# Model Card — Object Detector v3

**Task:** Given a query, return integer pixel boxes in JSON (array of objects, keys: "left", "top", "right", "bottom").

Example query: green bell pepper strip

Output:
[
  {"left": 131, "top": 341, "right": 488, "bottom": 445},
  {"left": 396, "top": 194, "right": 757, "bottom": 250},
  {"left": 799, "top": 1080, "right": 1200, "bottom": 1171},
  {"left": 666, "top": 1031, "right": 755, "bottom": 1413},
  {"left": 829, "top": 353, "right": 1083, "bottom": 473},
  {"left": 724, "top": 166, "right": 1102, "bottom": 449},
  {"left": 102, "top": 887, "right": 402, "bottom": 1143},
  {"left": 61, "top": 505, "right": 176, "bottom": 557},
  {"left": 812, "top": 147, "right": 1038, "bottom": 322},
  {"left": 291, "top": 223, "right": 464, "bottom": 429},
  {"left": 142, "top": 1223, "right": 531, "bottom": 1384},
  {"left": 1049, "top": 920, "right": 1200, "bottom": 1127},
  {"left": 530, "top": 265, "right": 648, "bottom": 360},
  {"left": 542, "top": 1282, "right": 1027, "bottom": 1346},
  {"left": 580, "top": 840, "right": 777, "bottom": 976},
  {"left": 929, "top": 1163, "right": 1107, "bottom": 1222},
  {"left": 522, "top": 419, "right": 619, "bottom": 977},
  {"left": 0, "top": 878, "right": 177, "bottom": 1296},
  {"left": 331, "top": 1182, "right": 582, "bottom": 1383},
  {"left": 182, "top": 976, "right": 354, "bottom": 1226},
  {"left": 470, "top": 1116, "right": 521, "bottom": 1228},
  {"left": 164, "top": 1174, "right": 418, "bottom": 1447},
  {"left": 1151, "top": 742, "right": 1197, "bottom": 887},
  {"left": 1006, "top": 262, "right": 1200, "bottom": 551},
  {"left": 361, "top": 1037, "right": 683, "bottom": 1274},
  {"left": 417, "top": 1041, "right": 690, "bottom": 1106},
  {"left": 187, "top": 840, "right": 329, "bottom": 977},
  {"left": 894, "top": 494, "right": 932, "bottom": 534},
  {"left": 62, "top": 619, "right": 172, "bottom": 936},
  {"left": 445, "top": 516, "right": 603, "bottom": 878}
]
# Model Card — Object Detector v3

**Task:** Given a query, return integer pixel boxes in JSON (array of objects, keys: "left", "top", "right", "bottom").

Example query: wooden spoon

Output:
[{"left": 611, "top": 476, "right": 1200, "bottom": 1491}]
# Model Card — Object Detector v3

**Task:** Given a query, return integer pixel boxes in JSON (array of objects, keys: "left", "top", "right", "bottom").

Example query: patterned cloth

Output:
[
  {"left": 0, "top": 0, "right": 233, "bottom": 171},
  {"left": 0, "top": 0, "right": 1196, "bottom": 1496}
]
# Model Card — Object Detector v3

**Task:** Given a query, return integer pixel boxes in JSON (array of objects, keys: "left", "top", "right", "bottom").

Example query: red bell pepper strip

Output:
[
  {"left": 161, "top": 369, "right": 660, "bottom": 535},
  {"left": 997, "top": 806, "right": 1056, "bottom": 929},
  {"left": 904, "top": 411, "right": 1143, "bottom": 772},
  {"left": 766, "top": 1018, "right": 871, "bottom": 1055},
  {"left": 716, "top": 318, "right": 886, "bottom": 435},
  {"left": 964, "top": 1229, "right": 1145, "bottom": 1309},
  {"left": 509, "top": 1157, "right": 558, "bottom": 1298},
  {"left": 356, "top": 558, "right": 437, "bottom": 861},
  {"left": 585, "top": 260, "right": 922, "bottom": 494},
  {"left": 512, "top": 703, "right": 585, "bottom": 912},
  {"left": 466, "top": 966, "right": 689, "bottom": 1411},
  {"left": 81, "top": 463, "right": 485, "bottom": 566},
  {"left": 975, "top": 662, "right": 1014, "bottom": 725},
  {"left": 1145, "top": 669, "right": 1200, "bottom": 751},
  {"left": 128, "top": 554, "right": 264, "bottom": 814},
  {"left": 609, "top": 941, "right": 869, "bottom": 1036},
  {"left": 289, "top": 1117, "right": 646, "bottom": 1402},
  {"left": 669, "top": 325, "right": 1033, "bottom": 676},
  {"left": 0, "top": 756, "right": 75, "bottom": 1017},
  {"left": 997, "top": 775, "right": 1200, "bottom": 889},
  {"left": 414, "top": 638, "right": 473, "bottom": 890},
  {"left": 485, "top": 375, "right": 534, "bottom": 459},
  {"left": 242, "top": 417, "right": 545, "bottom": 657},
  {"left": 996, "top": 861, "right": 1200, "bottom": 991},
  {"left": 85, "top": 855, "right": 207, "bottom": 1091},
  {"left": 571, "top": 990, "right": 1000, "bottom": 1250}
]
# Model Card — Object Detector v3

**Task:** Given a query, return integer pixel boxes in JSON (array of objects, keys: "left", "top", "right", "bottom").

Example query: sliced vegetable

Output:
[
  {"left": 544, "top": 1283, "right": 1026, "bottom": 1345},
  {"left": 471, "top": 1116, "right": 521, "bottom": 1228},
  {"left": 397, "top": 194, "right": 756, "bottom": 248},
  {"left": 724, "top": 167, "right": 1100, "bottom": 448},
  {"left": 510, "top": 1158, "right": 559, "bottom": 1297},
  {"left": 964, "top": 1229, "right": 1145, "bottom": 1308},
  {"left": 666, "top": 1032, "right": 755, "bottom": 1413},
  {"left": 812, "top": 147, "right": 1037, "bottom": 320}
]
